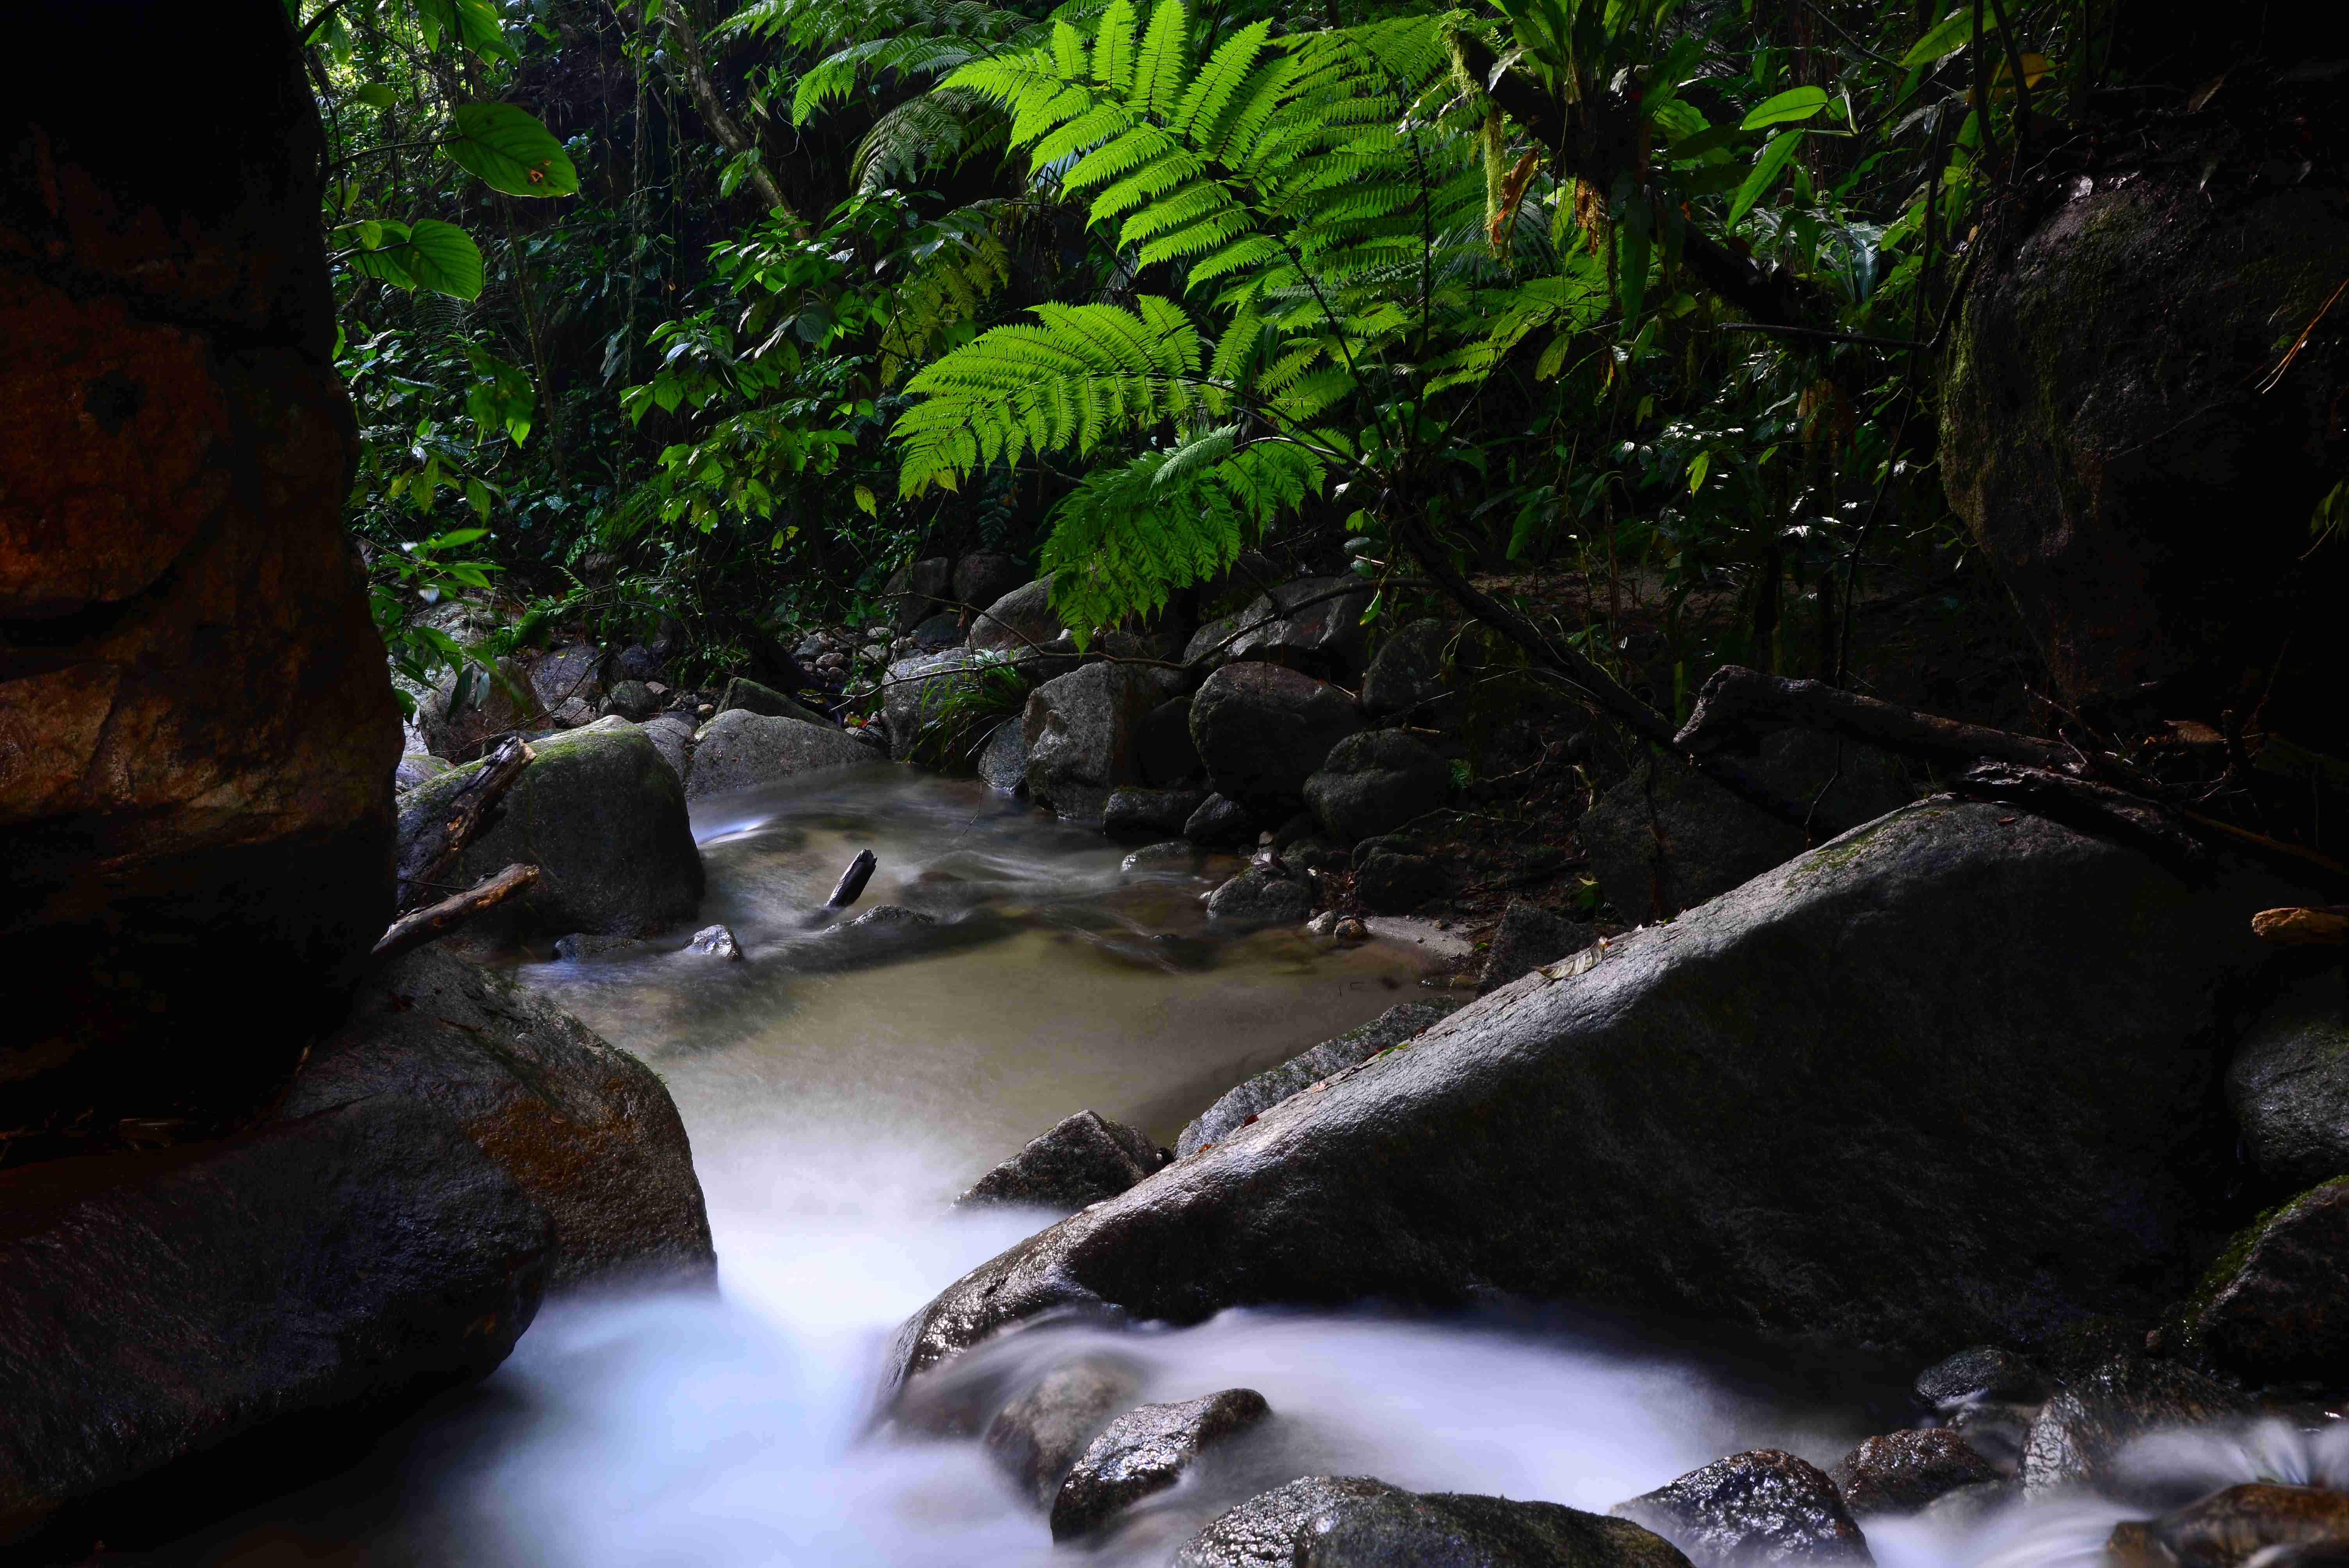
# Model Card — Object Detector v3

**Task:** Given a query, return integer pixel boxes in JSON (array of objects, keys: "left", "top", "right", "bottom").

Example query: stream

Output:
[{"left": 173, "top": 769, "right": 2218, "bottom": 1567}]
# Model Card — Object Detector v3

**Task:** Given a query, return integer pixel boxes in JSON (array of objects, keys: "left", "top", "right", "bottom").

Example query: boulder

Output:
[
  {"left": 886, "top": 800, "right": 2302, "bottom": 1386},
  {"left": 0, "top": 0, "right": 404, "bottom": 1139},
  {"left": 883, "top": 649, "right": 985, "bottom": 763},
  {"left": 1191, "top": 663, "right": 1364, "bottom": 816},
  {"left": 551, "top": 695, "right": 596, "bottom": 729},
  {"left": 969, "top": 579, "right": 1065, "bottom": 658},
  {"left": 1225, "top": 576, "right": 1374, "bottom": 680},
  {"left": 395, "top": 753, "right": 452, "bottom": 793},
  {"left": 2108, "top": 1483, "right": 2349, "bottom": 1568},
  {"left": 1104, "top": 787, "right": 1207, "bottom": 843},
  {"left": 883, "top": 556, "right": 953, "bottom": 631},
  {"left": 1183, "top": 613, "right": 1243, "bottom": 675},
  {"left": 954, "top": 553, "right": 1028, "bottom": 618},
  {"left": 1125, "top": 841, "right": 1205, "bottom": 873},
  {"left": 1830, "top": 1431, "right": 2000, "bottom": 1519},
  {"left": 1185, "top": 793, "right": 1258, "bottom": 848},
  {"left": 2021, "top": 1355, "right": 2256, "bottom": 1501},
  {"left": 1138, "top": 697, "right": 1203, "bottom": 786},
  {"left": 984, "top": 1354, "right": 1144, "bottom": 1510},
  {"left": 397, "top": 725, "right": 703, "bottom": 938},
  {"left": 954, "top": 1110, "right": 1166, "bottom": 1212},
  {"left": 1205, "top": 865, "right": 1317, "bottom": 927},
  {"left": 977, "top": 718, "right": 1029, "bottom": 792},
  {"left": 1024, "top": 662, "right": 1172, "bottom": 827},
  {"left": 1361, "top": 619, "right": 1456, "bottom": 722},
  {"left": 613, "top": 644, "right": 663, "bottom": 683},
  {"left": 1611, "top": 1450, "right": 1870, "bottom": 1568},
  {"left": 2187, "top": 1178, "right": 2349, "bottom": 1385},
  {"left": 529, "top": 641, "right": 604, "bottom": 715},
  {"left": 2226, "top": 977, "right": 2349, "bottom": 1192},
  {"left": 911, "top": 611, "right": 964, "bottom": 652},
  {"left": 642, "top": 713, "right": 695, "bottom": 784},
  {"left": 718, "top": 675, "right": 826, "bottom": 727},
  {"left": 1305, "top": 730, "right": 1451, "bottom": 843},
  {"left": 280, "top": 946, "right": 714, "bottom": 1289},
  {"left": 1355, "top": 849, "right": 1447, "bottom": 914},
  {"left": 0, "top": 1098, "right": 549, "bottom": 1549},
  {"left": 1914, "top": 1346, "right": 2048, "bottom": 1411},
  {"left": 1579, "top": 732, "right": 1914, "bottom": 922},
  {"left": 602, "top": 679, "right": 661, "bottom": 722},
  {"left": 1478, "top": 901, "right": 1592, "bottom": 994},
  {"left": 1178, "top": 1476, "right": 1693, "bottom": 1568},
  {"left": 687, "top": 710, "right": 873, "bottom": 799},
  {"left": 1176, "top": 1001, "right": 1459, "bottom": 1158},
  {"left": 1050, "top": 1388, "right": 1271, "bottom": 1540}
]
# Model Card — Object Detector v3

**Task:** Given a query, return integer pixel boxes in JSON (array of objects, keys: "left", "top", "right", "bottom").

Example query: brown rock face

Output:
[{"left": 0, "top": 2, "right": 399, "bottom": 1141}]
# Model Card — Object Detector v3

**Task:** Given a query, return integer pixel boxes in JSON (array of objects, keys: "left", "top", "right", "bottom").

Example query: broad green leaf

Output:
[
  {"left": 1729, "top": 129, "right": 1805, "bottom": 224},
  {"left": 854, "top": 484, "right": 878, "bottom": 515},
  {"left": 1900, "top": 6, "right": 1996, "bottom": 68},
  {"left": 463, "top": 478, "right": 492, "bottom": 522},
  {"left": 351, "top": 83, "right": 399, "bottom": 109},
  {"left": 1666, "top": 123, "right": 1742, "bottom": 164},
  {"left": 401, "top": 219, "right": 486, "bottom": 300},
  {"left": 414, "top": 0, "right": 510, "bottom": 58},
  {"left": 444, "top": 102, "right": 579, "bottom": 198},
  {"left": 345, "top": 219, "right": 415, "bottom": 289},
  {"left": 1688, "top": 450, "right": 1711, "bottom": 494},
  {"left": 1740, "top": 86, "right": 1830, "bottom": 130}
]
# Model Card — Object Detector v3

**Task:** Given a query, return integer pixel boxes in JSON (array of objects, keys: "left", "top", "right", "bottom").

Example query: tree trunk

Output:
[{"left": 659, "top": 0, "right": 809, "bottom": 238}]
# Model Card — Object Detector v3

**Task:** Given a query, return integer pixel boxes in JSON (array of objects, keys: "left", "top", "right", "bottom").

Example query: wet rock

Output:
[
  {"left": 799, "top": 905, "right": 944, "bottom": 972},
  {"left": 396, "top": 752, "right": 452, "bottom": 792},
  {"left": 1138, "top": 697, "right": 1203, "bottom": 786},
  {"left": 1185, "top": 793, "right": 1259, "bottom": 848},
  {"left": 1285, "top": 837, "right": 1351, "bottom": 873},
  {"left": 717, "top": 675, "right": 826, "bottom": 727},
  {"left": 1191, "top": 663, "right": 1364, "bottom": 816},
  {"left": 969, "top": 579, "right": 1066, "bottom": 658},
  {"left": 2109, "top": 1483, "right": 2349, "bottom": 1568},
  {"left": 688, "top": 924, "right": 743, "bottom": 960},
  {"left": 1023, "top": 662, "right": 1172, "bottom": 827},
  {"left": 1361, "top": 619, "right": 1456, "bottom": 723},
  {"left": 0, "top": 1098, "right": 549, "bottom": 1548},
  {"left": 1205, "top": 865, "right": 1318, "bottom": 927},
  {"left": 551, "top": 695, "right": 597, "bottom": 729},
  {"left": 883, "top": 556, "right": 953, "bottom": 631},
  {"left": 614, "top": 644, "right": 663, "bottom": 683},
  {"left": 955, "top": 1110, "right": 1167, "bottom": 1213},
  {"left": 886, "top": 800, "right": 2300, "bottom": 1387},
  {"left": 1105, "top": 787, "right": 1208, "bottom": 843},
  {"left": 1224, "top": 576, "right": 1374, "bottom": 681},
  {"left": 1305, "top": 730, "right": 1451, "bottom": 843},
  {"left": 687, "top": 711, "right": 873, "bottom": 799},
  {"left": 954, "top": 553, "right": 1028, "bottom": 619},
  {"left": 1478, "top": 901, "right": 1593, "bottom": 994},
  {"left": 1184, "top": 613, "right": 1244, "bottom": 675},
  {"left": 282, "top": 946, "right": 714, "bottom": 1289},
  {"left": 1946, "top": 1402, "right": 2040, "bottom": 1478},
  {"left": 984, "top": 1354, "right": 1145, "bottom": 1510},
  {"left": 1915, "top": 1346, "right": 2048, "bottom": 1411},
  {"left": 2022, "top": 1355, "right": 2257, "bottom": 1500},
  {"left": 1125, "top": 841, "right": 1205, "bottom": 872},
  {"left": 1355, "top": 849, "right": 1447, "bottom": 914},
  {"left": 912, "top": 611, "right": 965, "bottom": 652},
  {"left": 2189, "top": 1178, "right": 2349, "bottom": 1384},
  {"left": 530, "top": 641, "right": 604, "bottom": 715},
  {"left": 642, "top": 713, "right": 695, "bottom": 784},
  {"left": 1612, "top": 1450, "right": 1871, "bottom": 1568},
  {"left": 553, "top": 932, "right": 645, "bottom": 962},
  {"left": 602, "top": 679, "right": 661, "bottom": 722},
  {"left": 1176, "top": 1001, "right": 1460, "bottom": 1158},
  {"left": 397, "top": 724, "right": 704, "bottom": 939},
  {"left": 1051, "top": 1389, "right": 1271, "bottom": 1541},
  {"left": 1180, "top": 1476, "right": 1694, "bottom": 1568},
  {"left": 1831, "top": 1430, "right": 2000, "bottom": 1519},
  {"left": 883, "top": 649, "right": 986, "bottom": 763},
  {"left": 978, "top": 718, "right": 1030, "bottom": 792},
  {"left": 2226, "top": 977, "right": 2349, "bottom": 1191}
]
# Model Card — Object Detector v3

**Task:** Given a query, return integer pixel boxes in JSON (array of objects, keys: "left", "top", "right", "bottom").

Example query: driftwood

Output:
[
  {"left": 2251, "top": 906, "right": 2349, "bottom": 945},
  {"left": 804, "top": 849, "right": 878, "bottom": 928},
  {"left": 1677, "top": 666, "right": 2069, "bottom": 770},
  {"left": 372, "top": 864, "right": 538, "bottom": 964},
  {"left": 1953, "top": 762, "right": 2211, "bottom": 864},
  {"left": 396, "top": 735, "right": 534, "bottom": 911}
]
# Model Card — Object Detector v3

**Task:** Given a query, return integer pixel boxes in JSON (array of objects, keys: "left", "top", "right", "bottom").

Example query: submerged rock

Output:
[
  {"left": 1305, "top": 730, "right": 1451, "bottom": 843},
  {"left": 1830, "top": 1430, "right": 2000, "bottom": 1519},
  {"left": 2109, "top": 1484, "right": 2349, "bottom": 1568},
  {"left": 1478, "top": 901, "right": 1592, "bottom": 994},
  {"left": 2189, "top": 1178, "right": 2349, "bottom": 1384},
  {"left": 1178, "top": 1476, "right": 1692, "bottom": 1568},
  {"left": 1191, "top": 663, "right": 1364, "bottom": 816},
  {"left": 984, "top": 1354, "right": 1145, "bottom": 1511},
  {"left": 1177, "top": 1001, "right": 1460, "bottom": 1158},
  {"left": 1612, "top": 1450, "right": 1870, "bottom": 1567},
  {"left": 2021, "top": 1355, "right": 2256, "bottom": 1501},
  {"left": 955, "top": 1110, "right": 1166, "bottom": 1213},
  {"left": 2226, "top": 977, "right": 2349, "bottom": 1191},
  {"left": 687, "top": 710, "right": 872, "bottom": 798},
  {"left": 688, "top": 924, "right": 743, "bottom": 960},
  {"left": 1050, "top": 1388, "right": 1271, "bottom": 1540},
  {"left": 1205, "top": 865, "right": 1317, "bottom": 927},
  {"left": 1124, "top": 840, "right": 1204, "bottom": 873}
]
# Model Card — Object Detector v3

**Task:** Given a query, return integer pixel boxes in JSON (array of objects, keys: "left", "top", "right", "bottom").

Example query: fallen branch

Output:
[
  {"left": 1677, "top": 666, "right": 2069, "bottom": 770},
  {"left": 2251, "top": 906, "right": 2349, "bottom": 944},
  {"left": 1952, "top": 763, "right": 2208, "bottom": 864},
  {"left": 373, "top": 864, "right": 538, "bottom": 964},
  {"left": 396, "top": 735, "right": 534, "bottom": 912},
  {"left": 805, "top": 848, "right": 878, "bottom": 928}
]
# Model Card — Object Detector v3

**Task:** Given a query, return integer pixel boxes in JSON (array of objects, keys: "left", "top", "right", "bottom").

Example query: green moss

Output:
[{"left": 2178, "top": 1176, "right": 2349, "bottom": 1350}]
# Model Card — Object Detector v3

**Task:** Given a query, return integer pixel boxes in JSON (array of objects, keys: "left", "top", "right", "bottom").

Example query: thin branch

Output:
[{"left": 374, "top": 864, "right": 539, "bottom": 964}]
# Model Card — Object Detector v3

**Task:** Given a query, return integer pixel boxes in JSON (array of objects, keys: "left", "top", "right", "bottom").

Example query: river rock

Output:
[
  {"left": 1105, "top": 787, "right": 1207, "bottom": 843},
  {"left": 978, "top": 718, "right": 1030, "bottom": 792},
  {"left": 1948, "top": 1401, "right": 2039, "bottom": 1479},
  {"left": 600, "top": 679, "right": 661, "bottom": 722},
  {"left": 614, "top": 644, "right": 663, "bottom": 683},
  {"left": 1176, "top": 1001, "right": 1460, "bottom": 1158},
  {"left": 1178, "top": 1476, "right": 1693, "bottom": 1568},
  {"left": 2226, "top": 977, "right": 2349, "bottom": 1192},
  {"left": 955, "top": 1110, "right": 1166, "bottom": 1213},
  {"left": 1185, "top": 793, "right": 1258, "bottom": 848},
  {"left": 1479, "top": 901, "right": 1593, "bottom": 994},
  {"left": 970, "top": 579, "right": 1065, "bottom": 658},
  {"left": 884, "top": 556, "right": 953, "bottom": 631},
  {"left": 530, "top": 641, "right": 604, "bottom": 715},
  {"left": 0, "top": 1097, "right": 549, "bottom": 1548},
  {"left": 912, "top": 611, "right": 965, "bottom": 652},
  {"left": 397, "top": 724, "right": 704, "bottom": 938},
  {"left": 1361, "top": 619, "right": 1456, "bottom": 723},
  {"left": 1613, "top": 1450, "right": 1870, "bottom": 1568},
  {"left": 642, "top": 712, "right": 696, "bottom": 783},
  {"left": 1354, "top": 849, "right": 1447, "bottom": 914},
  {"left": 1305, "top": 730, "right": 1451, "bottom": 843},
  {"left": 954, "top": 553, "right": 1028, "bottom": 618},
  {"left": 718, "top": 675, "right": 826, "bottom": 727},
  {"left": 2187, "top": 1178, "right": 2349, "bottom": 1384},
  {"left": 1205, "top": 865, "right": 1318, "bottom": 926},
  {"left": 1191, "top": 663, "right": 1364, "bottom": 815},
  {"left": 1915, "top": 1345, "right": 2048, "bottom": 1411},
  {"left": 396, "top": 752, "right": 453, "bottom": 792},
  {"left": 1138, "top": 697, "right": 1204, "bottom": 786},
  {"left": 2021, "top": 1355, "right": 2258, "bottom": 1501},
  {"left": 1024, "top": 662, "right": 1171, "bottom": 827},
  {"left": 1830, "top": 1430, "right": 2000, "bottom": 1519},
  {"left": 986, "top": 1353, "right": 1146, "bottom": 1510},
  {"left": 1184, "top": 613, "right": 1243, "bottom": 675},
  {"left": 688, "top": 924, "right": 743, "bottom": 960},
  {"left": 799, "top": 905, "right": 945, "bottom": 972},
  {"left": 882, "top": 649, "right": 985, "bottom": 762},
  {"left": 1125, "top": 841, "right": 1205, "bottom": 872},
  {"left": 885, "top": 800, "right": 2302, "bottom": 1387},
  {"left": 2109, "top": 1483, "right": 2349, "bottom": 1568},
  {"left": 280, "top": 946, "right": 715, "bottom": 1288},
  {"left": 1051, "top": 1388, "right": 1271, "bottom": 1540},
  {"left": 687, "top": 710, "right": 873, "bottom": 798},
  {"left": 1224, "top": 576, "right": 1373, "bottom": 680}
]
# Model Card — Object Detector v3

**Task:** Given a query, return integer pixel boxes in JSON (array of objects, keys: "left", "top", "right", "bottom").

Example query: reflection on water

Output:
[{"left": 176, "top": 768, "right": 2241, "bottom": 1566}]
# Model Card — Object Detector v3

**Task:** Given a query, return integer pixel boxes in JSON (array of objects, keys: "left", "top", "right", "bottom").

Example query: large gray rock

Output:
[
  {"left": 397, "top": 725, "right": 704, "bottom": 937},
  {"left": 882, "top": 649, "right": 985, "bottom": 763},
  {"left": 642, "top": 712, "right": 695, "bottom": 784},
  {"left": 1305, "top": 729, "right": 1451, "bottom": 842},
  {"left": 955, "top": 1110, "right": 1166, "bottom": 1213},
  {"left": 984, "top": 1354, "right": 1144, "bottom": 1510},
  {"left": 282, "top": 946, "right": 715, "bottom": 1289},
  {"left": 1023, "top": 662, "right": 1171, "bottom": 827},
  {"left": 687, "top": 709, "right": 873, "bottom": 798},
  {"left": 1225, "top": 576, "right": 1374, "bottom": 680},
  {"left": 1479, "top": 901, "right": 1592, "bottom": 994},
  {"left": 2187, "top": 1178, "right": 2349, "bottom": 1385},
  {"left": 954, "top": 553, "right": 1028, "bottom": 619},
  {"left": 1612, "top": 1450, "right": 1870, "bottom": 1568},
  {"left": 529, "top": 640, "right": 604, "bottom": 714},
  {"left": 601, "top": 679, "right": 661, "bottom": 722},
  {"left": 969, "top": 579, "right": 1066, "bottom": 657},
  {"left": 1205, "top": 865, "right": 1317, "bottom": 926},
  {"left": 1830, "top": 1431, "right": 2000, "bottom": 1520},
  {"left": 1051, "top": 1388, "right": 1271, "bottom": 1540},
  {"left": 718, "top": 675, "right": 826, "bottom": 727},
  {"left": 883, "top": 556, "right": 953, "bottom": 631},
  {"left": 977, "top": 717, "right": 1029, "bottom": 792},
  {"left": 1177, "top": 1001, "right": 1459, "bottom": 1158},
  {"left": 2021, "top": 1356, "right": 2256, "bottom": 1501},
  {"left": 1191, "top": 663, "right": 1364, "bottom": 816},
  {"left": 1178, "top": 1476, "right": 1693, "bottom": 1568},
  {"left": 886, "top": 801, "right": 2301, "bottom": 1387},
  {"left": 1579, "top": 732, "right": 1914, "bottom": 923},
  {"left": 2226, "top": 976, "right": 2349, "bottom": 1191},
  {"left": 1361, "top": 619, "right": 1456, "bottom": 722}
]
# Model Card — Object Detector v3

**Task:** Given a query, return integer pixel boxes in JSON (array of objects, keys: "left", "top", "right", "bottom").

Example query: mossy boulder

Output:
[
  {"left": 2184, "top": 1178, "right": 2349, "bottom": 1385},
  {"left": 1179, "top": 1477, "right": 1693, "bottom": 1568}
]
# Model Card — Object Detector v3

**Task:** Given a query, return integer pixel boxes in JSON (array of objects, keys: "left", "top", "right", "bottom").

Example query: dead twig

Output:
[
  {"left": 374, "top": 864, "right": 538, "bottom": 964},
  {"left": 396, "top": 735, "right": 535, "bottom": 911}
]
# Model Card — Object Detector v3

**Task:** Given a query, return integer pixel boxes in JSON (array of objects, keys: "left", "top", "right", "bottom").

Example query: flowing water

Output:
[{"left": 166, "top": 768, "right": 2234, "bottom": 1566}]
